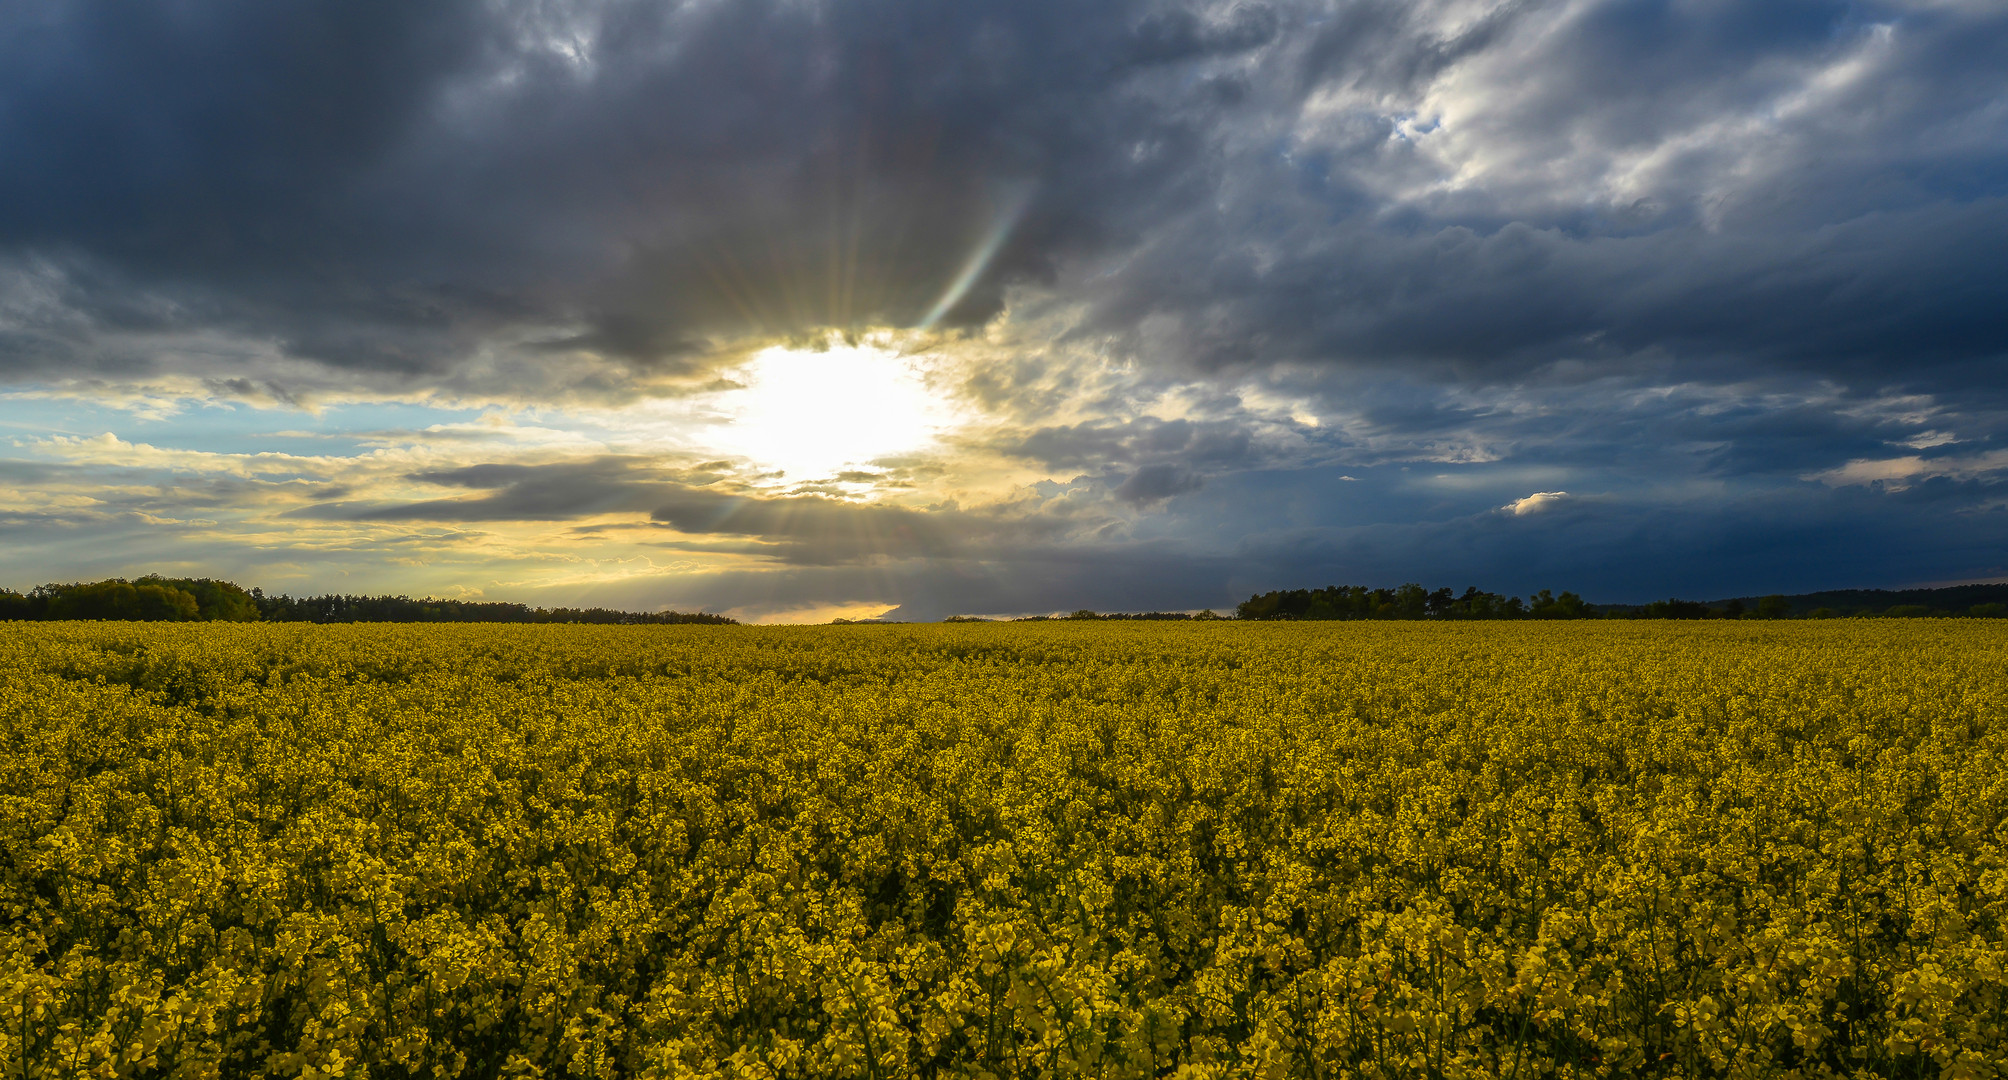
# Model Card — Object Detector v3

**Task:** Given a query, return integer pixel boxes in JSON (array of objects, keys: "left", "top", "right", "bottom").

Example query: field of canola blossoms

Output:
[{"left": 4, "top": 621, "right": 2007, "bottom": 1079}]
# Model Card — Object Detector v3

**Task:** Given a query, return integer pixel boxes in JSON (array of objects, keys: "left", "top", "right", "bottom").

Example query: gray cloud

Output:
[
  {"left": 273, "top": 453, "right": 1109, "bottom": 567},
  {"left": 7, "top": 0, "right": 1993, "bottom": 396},
  {"left": 0, "top": 0, "right": 1276, "bottom": 393},
  {"left": 987, "top": 417, "right": 1265, "bottom": 472},
  {"left": 1115, "top": 463, "right": 1205, "bottom": 506},
  {"left": 280, "top": 458, "right": 680, "bottom": 521},
  {"left": 4, "top": 0, "right": 2008, "bottom": 609}
]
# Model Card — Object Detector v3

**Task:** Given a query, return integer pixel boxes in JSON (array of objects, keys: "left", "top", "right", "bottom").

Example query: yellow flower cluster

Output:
[{"left": 3, "top": 621, "right": 2005, "bottom": 1078}]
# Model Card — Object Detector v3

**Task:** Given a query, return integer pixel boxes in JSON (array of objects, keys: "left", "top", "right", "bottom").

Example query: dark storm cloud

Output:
[
  {"left": 5, "top": 0, "right": 2008, "bottom": 608},
  {"left": 1218, "top": 483, "right": 2008, "bottom": 605},
  {"left": 1094, "top": 201, "right": 2008, "bottom": 384},
  {"left": 1064, "top": 1, "right": 2008, "bottom": 389},
  {"left": 988, "top": 417, "right": 1264, "bottom": 473},
  {"left": 0, "top": 0, "right": 1275, "bottom": 387},
  {"left": 1277, "top": 366, "right": 1993, "bottom": 481},
  {"left": 2, "top": 0, "right": 2002, "bottom": 395}
]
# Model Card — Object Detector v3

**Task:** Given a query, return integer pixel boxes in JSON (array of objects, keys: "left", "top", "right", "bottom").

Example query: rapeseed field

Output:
[{"left": 3, "top": 621, "right": 2004, "bottom": 1078}]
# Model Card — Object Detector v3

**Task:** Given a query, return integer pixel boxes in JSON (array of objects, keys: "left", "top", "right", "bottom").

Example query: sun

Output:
[{"left": 710, "top": 341, "right": 948, "bottom": 481}]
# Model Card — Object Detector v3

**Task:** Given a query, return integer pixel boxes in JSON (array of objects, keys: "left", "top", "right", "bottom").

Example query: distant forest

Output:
[
  {"left": 5, "top": 575, "right": 2005, "bottom": 624},
  {"left": 1235, "top": 582, "right": 2008, "bottom": 620},
  {"left": 1694, "top": 583, "right": 2008, "bottom": 619},
  {"left": 0, "top": 577, "right": 734, "bottom": 624},
  {"left": 1236, "top": 584, "right": 1593, "bottom": 620}
]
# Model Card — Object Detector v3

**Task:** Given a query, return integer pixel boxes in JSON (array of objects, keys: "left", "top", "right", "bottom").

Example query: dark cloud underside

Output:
[
  {"left": 3, "top": 1, "right": 1994, "bottom": 384},
  {"left": 2, "top": 0, "right": 2006, "bottom": 611}
]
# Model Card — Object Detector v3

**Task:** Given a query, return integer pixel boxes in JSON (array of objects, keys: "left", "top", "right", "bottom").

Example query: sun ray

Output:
[{"left": 918, "top": 182, "right": 1035, "bottom": 330}]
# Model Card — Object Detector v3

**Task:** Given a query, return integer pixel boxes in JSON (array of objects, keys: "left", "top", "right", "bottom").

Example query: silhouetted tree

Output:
[
  {"left": 1639, "top": 598, "right": 1711, "bottom": 619},
  {"left": 1528, "top": 589, "right": 1588, "bottom": 619},
  {"left": 1394, "top": 583, "right": 1428, "bottom": 619},
  {"left": 44, "top": 580, "right": 200, "bottom": 621},
  {"left": 84, "top": 576, "right": 262, "bottom": 620}
]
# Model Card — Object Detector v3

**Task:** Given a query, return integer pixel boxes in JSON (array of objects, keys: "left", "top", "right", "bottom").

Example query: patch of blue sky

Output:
[{"left": 0, "top": 395, "right": 494, "bottom": 458}]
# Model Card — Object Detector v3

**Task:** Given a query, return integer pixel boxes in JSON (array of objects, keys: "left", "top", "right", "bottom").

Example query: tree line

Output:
[
  {"left": 9, "top": 575, "right": 2003, "bottom": 625},
  {"left": 1236, "top": 584, "right": 2008, "bottom": 620},
  {"left": 0, "top": 577, "right": 261, "bottom": 622},
  {"left": 251, "top": 592, "right": 734, "bottom": 624},
  {"left": 1236, "top": 584, "right": 1594, "bottom": 620},
  {"left": 0, "top": 577, "right": 733, "bottom": 624}
]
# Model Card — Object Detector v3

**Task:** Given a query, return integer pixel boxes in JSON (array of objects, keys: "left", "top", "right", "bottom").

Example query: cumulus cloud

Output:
[{"left": 1502, "top": 491, "right": 1571, "bottom": 516}]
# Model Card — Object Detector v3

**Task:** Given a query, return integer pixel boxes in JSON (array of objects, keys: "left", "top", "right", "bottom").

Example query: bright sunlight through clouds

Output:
[
  {"left": 705, "top": 340, "right": 955, "bottom": 483},
  {"left": 6, "top": 0, "right": 2008, "bottom": 617}
]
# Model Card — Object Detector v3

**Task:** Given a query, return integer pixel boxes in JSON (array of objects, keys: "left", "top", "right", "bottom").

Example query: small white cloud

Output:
[
  {"left": 1502, "top": 491, "right": 1570, "bottom": 516},
  {"left": 1808, "top": 450, "right": 2008, "bottom": 489},
  {"left": 1811, "top": 456, "right": 1927, "bottom": 486}
]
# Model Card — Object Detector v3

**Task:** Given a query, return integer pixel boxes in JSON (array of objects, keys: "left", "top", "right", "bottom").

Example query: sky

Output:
[{"left": 1, "top": 0, "right": 2005, "bottom": 621}]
